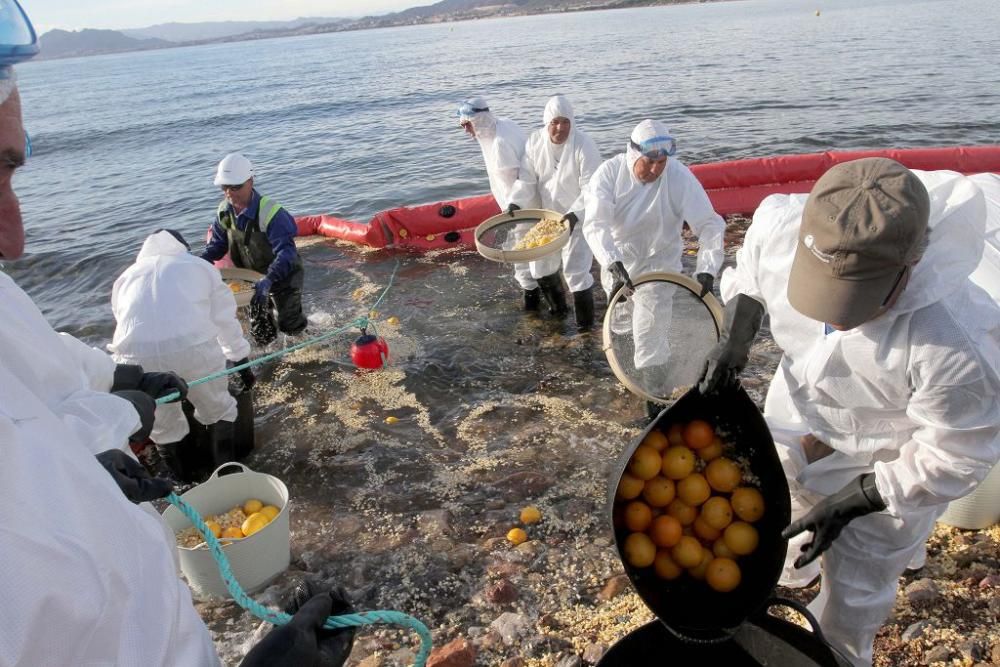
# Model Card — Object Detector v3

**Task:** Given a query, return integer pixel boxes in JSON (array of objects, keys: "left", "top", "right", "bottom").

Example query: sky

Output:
[{"left": 26, "top": 0, "right": 421, "bottom": 33}]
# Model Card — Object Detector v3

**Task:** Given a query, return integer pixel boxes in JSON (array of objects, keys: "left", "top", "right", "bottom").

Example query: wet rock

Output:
[
  {"left": 483, "top": 537, "right": 509, "bottom": 551},
  {"left": 597, "top": 574, "right": 631, "bottom": 601},
  {"left": 485, "top": 579, "right": 520, "bottom": 604},
  {"left": 979, "top": 573, "right": 1000, "bottom": 588},
  {"left": 582, "top": 642, "right": 607, "bottom": 663},
  {"left": 555, "top": 655, "right": 583, "bottom": 667},
  {"left": 988, "top": 596, "right": 1000, "bottom": 615},
  {"left": 474, "top": 629, "right": 503, "bottom": 652},
  {"left": 904, "top": 578, "right": 941, "bottom": 604},
  {"left": 922, "top": 645, "right": 951, "bottom": 664},
  {"left": 515, "top": 539, "right": 545, "bottom": 559},
  {"left": 501, "top": 659, "right": 527, "bottom": 667},
  {"left": 490, "top": 612, "right": 532, "bottom": 644},
  {"left": 555, "top": 498, "right": 593, "bottom": 523},
  {"left": 357, "top": 656, "right": 383, "bottom": 667},
  {"left": 447, "top": 543, "right": 478, "bottom": 571},
  {"left": 499, "top": 471, "right": 554, "bottom": 500},
  {"left": 487, "top": 559, "right": 527, "bottom": 578},
  {"left": 992, "top": 640, "right": 1000, "bottom": 664},
  {"left": 902, "top": 619, "right": 934, "bottom": 641},
  {"left": 958, "top": 639, "right": 985, "bottom": 662},
  {"left": 538, "top": 612, "right": 559, "bottom": 629},
  {"left": 427, "top": 638, "right": 476, "bottom": 667},
  {"left": 418, "top": 509, "right": 454, "bottom": 536}
]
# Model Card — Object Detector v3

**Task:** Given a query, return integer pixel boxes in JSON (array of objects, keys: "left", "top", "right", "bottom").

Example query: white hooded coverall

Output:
[
  {"left": 584, "top": 120, "right": 725, "bottom": 369},
  {"left": 509, "top": 94, "right": 603, "bottom": 293},
  {"left": 720, "top": 170, "right": 1000, "bottom": 666},
  {"left": 0, "top": 271, "right": 219, "bottom": 666},
  {"left": 109, "top": 230, "right": 251, "bottom": 444}
]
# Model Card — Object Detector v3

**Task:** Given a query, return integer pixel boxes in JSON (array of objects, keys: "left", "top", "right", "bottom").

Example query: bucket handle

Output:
[
  {"left": 208, "top": 461, "right": 254, "bottom": 479},
  {"left": 762, "top": 597, "right": 828, "bottom": 644}
]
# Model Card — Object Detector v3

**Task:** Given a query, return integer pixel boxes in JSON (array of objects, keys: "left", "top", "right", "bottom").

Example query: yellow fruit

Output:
[
  {"left": 520, "top": 506, "right": 542, "bottom": 524},
  {"left": 649, "top": 514, "right": 683, "bottom": 548},
  {"left": 260, "top": 505, "right": 280, "bottom": 521},
  {"left": 661, "top": 445, "right": 696, "bottom": 480},
  {"left": 671, "top": 535, "right": 704, "bottom": 568},
  {"left": 624, "top": 501, "right": 653, "bottom": 532},
  {"left": 387, "top": 316, "right": 400, "bottom": 325},
  {"left": 723, "top": 521, "right": 760, "bottom": 556},
  {"left": 385, "top": 416, "right": 399, "bottom": 424},
  {"left": 243, "top": 499, "right": 264, "bottom": 515},
  {"left": 641, "top": 476, "right": 676, "bottom": 508},
  {"left": 228, "top": 282, "right": 241, "bottom": 293},
  {"left": 654, "top": 549, "right": 684, "bottom": 580},
  {"left": 624, "top": 532, "right": 657, "bottom": 568},
  {"left": 507, "top": 527, "right": 528, "bottom": 545},
  {"left": 241, "top": 512, "right": 269, "bottom": 537},
  {"left": 700, "top": 496, "right": 734, "bottom": 531},
  {"left": 642, "top": 430, "right": 669, "bottom": 452},
  {"left": 731, "top": 487, "right": 766, "bottom": 523},
  {"left": 705, "top": 457, "right": 743, "bottom": 493},
  {"left": 616, "top": 472, "right": 645, "bottom": 501},
  {"left": 698, "top": 437, "right": 724, "bottom": 462},
  {"left": 683, "top": 420, "right": 716, "bottom": 450},
  {"left": 204, "top": 520, "right": 222, "bottom": 538},
  {"left": 221, "top": 526, "right": 243, "bottom": 539},
  {"left": 706, "top": 557, "right": 742, "bottom": 592},
  {"left": 688, "top": 547, "right": 714, "bottom": 580},
  {"left": 677, "top": 473, "right": 712, "bottom": 507},
  {"left": 628, "top": 445, "right": 662, "bottom": 481}
]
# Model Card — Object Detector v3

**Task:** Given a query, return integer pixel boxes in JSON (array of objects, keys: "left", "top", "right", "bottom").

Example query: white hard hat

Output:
[{"left": 214, "top": 152, "right": 254, "bottom": 186}]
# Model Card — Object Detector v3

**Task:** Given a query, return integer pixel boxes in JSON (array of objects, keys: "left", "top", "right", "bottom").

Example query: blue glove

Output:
[{"left": 252, "top": 278, "right": 273, "bottom": 309}]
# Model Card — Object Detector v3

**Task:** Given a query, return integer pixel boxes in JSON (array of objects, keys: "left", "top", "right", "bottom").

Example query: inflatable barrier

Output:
[{"left": 293, "top": 146, "right": 1000, "bottom": 249}]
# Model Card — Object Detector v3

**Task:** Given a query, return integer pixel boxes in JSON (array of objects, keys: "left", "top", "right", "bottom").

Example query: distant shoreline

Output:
[{"left": 36, "top": 0, "right": 731, "bottom": 62}]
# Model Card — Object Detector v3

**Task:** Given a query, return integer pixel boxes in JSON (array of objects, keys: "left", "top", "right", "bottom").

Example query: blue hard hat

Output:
[{"left": 0, "top": 0, "right": 39, "bottom": 74}]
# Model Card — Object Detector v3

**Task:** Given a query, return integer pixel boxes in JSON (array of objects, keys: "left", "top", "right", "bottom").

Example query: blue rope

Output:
[
  {"left": 156, "top": 259, "right": 401, "bottom": 405},
  {"left": 167, "top": 492, "right": 432, "bottom": 665}
]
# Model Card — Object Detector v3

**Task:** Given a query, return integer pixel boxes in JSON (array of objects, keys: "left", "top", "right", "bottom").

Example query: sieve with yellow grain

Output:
[
  {"left": 219, "top": 267, "right": 265, "bottom": 308},
  {"left": 175, "top": 497, "right": 282, "bottom": 548},
  {"left": 474, "top": 207, "right": 571, "bottom": 263}
]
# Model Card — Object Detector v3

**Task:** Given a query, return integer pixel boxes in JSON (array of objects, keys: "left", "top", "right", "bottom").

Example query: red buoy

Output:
[{"left": 351, "top": 333, "right": 389, "bottom": 369}]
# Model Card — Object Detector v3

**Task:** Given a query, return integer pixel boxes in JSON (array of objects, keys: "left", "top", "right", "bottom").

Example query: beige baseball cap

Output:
[{"left": 787, "top": 158, "right": 930, "bottom": 329}]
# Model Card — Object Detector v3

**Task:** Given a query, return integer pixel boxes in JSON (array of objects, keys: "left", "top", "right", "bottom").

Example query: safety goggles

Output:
[
  {"left": 456, "top": 101, "right": 489, "bottom": 122},
  {"left": 629, "top": 134, "right": 677, "bottom": 160},
  {"left": 220, "top": 180, "right": 249, "bottom": 193},
  {"left": 0, "top": 0, "right": 39, "bottom": 70}
]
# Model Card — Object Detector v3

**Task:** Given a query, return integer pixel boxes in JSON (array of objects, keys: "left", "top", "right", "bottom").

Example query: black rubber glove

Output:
[
  {"left": 113, "top": 389, "right": 156, "bottom": 443},
  {"left": 698, "top": 293, "right": 765, "bottom": 394},
  {"left": 139, "top": 372, "right": 188, "bottom": 402},
  {"left": 241, "top": 585, "right": 356, "bottom": 667},
  {"left": 695, "top": 272, "right": 714, "bottom": 297},
  {"left": 608, "top": 261, "right": 635, "bottom": 300},
  {"left": 96, "top": 448, "right": 174, "bottom": 502},
  {"left": 561, "top": 211, "right": 579, "bottom": 233},
  {"left": 229, "top": 357, "right": 256, "bottom": 391},
  {"left": 506, "top": 202, "right": 521, "bottom": 216},
  {"left": 781, "top": 473, "right": 886, "bottom": 568}
]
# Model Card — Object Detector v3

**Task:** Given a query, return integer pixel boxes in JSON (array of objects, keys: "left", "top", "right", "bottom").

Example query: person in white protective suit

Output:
[
  {"left": 584, "top": 119, "right": 725, "bottom": 416},
  {"left": 699, "top": 158, "right": 1000, "bottom": 666},
  {"left": 458, "top": 96, "right": 568, "bottom": 315},
  {"left": 508, "top": 94, "right": 603, "bottom": 331},
  {"left": 110, "top": 228, "right": 257, "bottom": 482},
  {"left": 0, "top": 4, "right": 352, "bottom": 664}
]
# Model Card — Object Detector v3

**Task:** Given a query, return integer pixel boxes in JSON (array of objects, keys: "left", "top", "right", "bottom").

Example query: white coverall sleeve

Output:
[
  {"left": 583, "top": 162, "right": 623, "bottom": 268},
  {"left": 569, "top": 137, "right": 603, "bottom": 218},
  {"left": 58, "top": 332, "right": 118, "bottom": 392},
  {"left": 207, "top": 268, "right": 251, "bottom": 361},
  {"left": 874, "top": 342, "right": 1000, "bottom": 517},
  {"left": 508, "top": 146, "right": 539, "bottom": 210},
  {"left": 491, "top": 137, "right": 522, "bottom": 210},
  {"left": 678, "top": 166, "right": 725, "bottom": 276},
  {"left": 719, "top": 195, "right": 784, "bottom": 306}
]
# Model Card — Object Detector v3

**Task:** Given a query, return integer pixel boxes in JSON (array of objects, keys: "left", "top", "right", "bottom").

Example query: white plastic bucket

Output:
[
  {"left": 937, "top": 460, "right": 1000, "bottom": 530},
  {"left": 163, "top": 462, "right": 290, "bottom": 598}
]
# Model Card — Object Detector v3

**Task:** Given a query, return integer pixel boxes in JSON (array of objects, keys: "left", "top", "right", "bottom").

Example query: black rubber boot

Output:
[
  {"left": 573, "top": 288, "right": 595, "bottom": 331},
  {"left": 209, "top": 420, "right": 236, "bottom": 469},
  {"left": 524, "top": 287, "right": 541, "bottom": 312},
  {"left": 537, "top": 273, "right": 569, "bottom": 317}
]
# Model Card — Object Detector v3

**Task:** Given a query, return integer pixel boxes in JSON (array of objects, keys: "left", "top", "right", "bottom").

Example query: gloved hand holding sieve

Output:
[{"left": 475, "top": 208, "right": 571, "bottom": 263}]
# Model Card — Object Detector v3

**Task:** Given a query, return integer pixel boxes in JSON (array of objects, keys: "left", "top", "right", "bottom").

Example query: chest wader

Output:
[{"left": 219, "top": 196, "right": 306, "bottom": 345}]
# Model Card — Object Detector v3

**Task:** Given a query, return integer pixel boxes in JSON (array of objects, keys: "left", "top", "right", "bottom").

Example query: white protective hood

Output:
[{"left": 109, "top": 230, "right": 250, "bottom": 361}]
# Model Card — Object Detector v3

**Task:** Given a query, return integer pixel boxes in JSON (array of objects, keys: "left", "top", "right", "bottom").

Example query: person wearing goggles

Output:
[
  {"left": 583, "top": 119, "right": 725, "bottom": 420},
  {"left": 0, "top": 2, "right": 351, "bottom": 665},
  {"left": 507, "top": 94, "right": 603, "bottom": 331}
]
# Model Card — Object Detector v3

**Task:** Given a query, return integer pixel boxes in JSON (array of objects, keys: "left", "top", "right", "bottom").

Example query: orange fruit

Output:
[
  {"left": 666, "top": 423, "right": 685, "bottom": 447},
  {"left": 731, "top": 487, "right": 766, "bottom": 523},
  {"left": 507, "top": 528, "right": 528, "bottom": 545},
  {"left": 723, "top": 522, "right": 760, "bottom": 556},
  {"left": 693, "top": 516, "right": 721, "bottom": 542},
  {"left": 221, "top": 526, "right": 243, "bottom": 539},
  {"left": 648, "top": 514, "right": 683, "bottom": 548},
  {"left": 624, "top": 532, "right": 657, "bottom": 568},
  {"left": 698, "top": 437, "right": 724, "bottom": 462},
  {"left": 671, "top": 535, "right": 704, "bottom": 568},
  {"left": 628, "top": 445, "right": 662, "bottom": 481},
  {"left": 713, "top": 536, "right": 737, "bottom": 559},
  {"left": 700, "top": 496, "right": 734, "bottom": 531},
  {"left": 661, "top": 446, "right": 696, "bottom": 480},
  {"left": 204, "top": 520, "right": 222, "bottom": 538},
  {"left": 667, "top": 498, "right": 698, "bottom": 526},
  {"left": 260, "top": 505, "right": 280, "bottom": 521},
  {"left": 683, "top": 420, "right": 716, "bottom": 450},
  {"left": 642, "top": 430, "right": 669, "bottom": 452},
  {"left": 706, "top": 557, "right": 742, "bottom": 592},
  {"left": 677, "top": 473, "right": 712, "bottom": 506},
  {"left": 641, "top": 476, "right": 676, "bottom": 507},
  {"left": 688, "top": 547, "right": 714, "bottom": 580},
  {"left": 705, "top": 457, "right": 743, "bottom": 493},
  {"left": 520, "top": 506, "right": 542, "bottom": 524},
  {"left": 243, "top": 499, "right": 264, "bottom": 515},
  {"left": 616, "top": 473, "right": 645, "bottom": 501},
  {"left": 623, "top": 501, "right": 654, "bottom": 532},
  {"left": 654, "top": 549, "right": 684, "bottom": 580}
]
